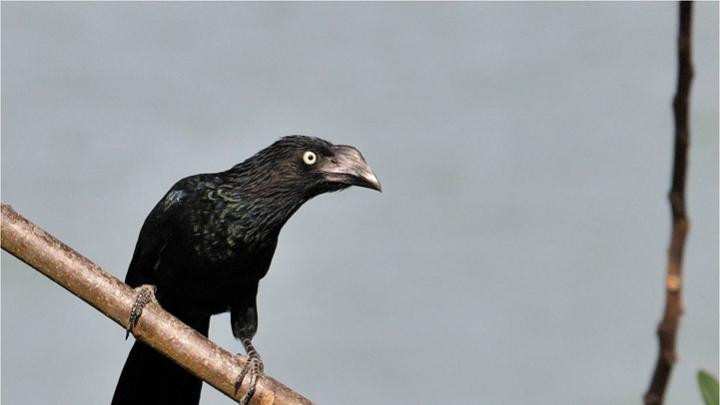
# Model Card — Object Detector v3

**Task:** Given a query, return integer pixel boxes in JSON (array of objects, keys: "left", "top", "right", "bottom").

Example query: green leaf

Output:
[{"left": 698, "top": 369, "right": 719, "bottom": 405}]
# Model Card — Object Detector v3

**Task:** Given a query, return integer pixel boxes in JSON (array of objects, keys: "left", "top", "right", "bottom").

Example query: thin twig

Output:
[
  {"left": 644, "top": 2, "right": 694, "bottom": 404},
  {"left": 0, "top": 204, "right": 312, "bottom": 405}
]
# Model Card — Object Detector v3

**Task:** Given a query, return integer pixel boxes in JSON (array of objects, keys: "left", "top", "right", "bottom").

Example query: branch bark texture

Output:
[
  {"left": 644, "top": 2, "right": 694, "bottom": 404},
  {"left": 1, "top": 203, "right": 312, "bottom": 405}
]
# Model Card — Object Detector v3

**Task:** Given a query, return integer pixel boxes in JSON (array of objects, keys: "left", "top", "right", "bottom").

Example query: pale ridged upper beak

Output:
[{"left": 320, "top": 145, "right": 382, "bottom": 192}]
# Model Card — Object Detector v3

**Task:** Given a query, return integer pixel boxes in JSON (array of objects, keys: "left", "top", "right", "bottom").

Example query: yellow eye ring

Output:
[{"left": 303, "top": 151, "right": 317, "bottom": 165}]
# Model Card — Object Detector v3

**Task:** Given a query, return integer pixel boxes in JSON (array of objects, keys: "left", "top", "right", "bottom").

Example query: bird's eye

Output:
[{"left": 303, "top": 151, "right": 317, "bottom": 165}]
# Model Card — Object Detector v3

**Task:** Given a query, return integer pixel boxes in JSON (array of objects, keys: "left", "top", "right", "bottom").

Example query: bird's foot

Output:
[
  {"left": 234, "top": 352, "right": 264, "bottom": 405},
  {"left": 125, "top": 284, "right": 157, "bottom": 339}
]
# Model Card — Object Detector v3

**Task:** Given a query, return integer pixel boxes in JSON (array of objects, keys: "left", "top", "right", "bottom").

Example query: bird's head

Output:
[{"left": 234, "top": 135, "right": 382, "bottom": 199}]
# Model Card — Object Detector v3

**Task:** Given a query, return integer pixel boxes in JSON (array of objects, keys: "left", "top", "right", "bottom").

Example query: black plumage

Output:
[{"left": 112, "top": 136, "right": 380, "bottom": 405}]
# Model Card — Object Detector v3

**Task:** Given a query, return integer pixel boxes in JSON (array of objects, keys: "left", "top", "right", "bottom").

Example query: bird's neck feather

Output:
[{"left": 219, "top": 170, "right": 311, "bottom": 245}]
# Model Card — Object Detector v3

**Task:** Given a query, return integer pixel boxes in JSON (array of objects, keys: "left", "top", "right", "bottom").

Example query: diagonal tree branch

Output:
[
  {"left": 1, "top": 203, "right": 312, "bottom": 405},
  {"left": 644, "top": 2, "right": 694, "bottom": 404}
]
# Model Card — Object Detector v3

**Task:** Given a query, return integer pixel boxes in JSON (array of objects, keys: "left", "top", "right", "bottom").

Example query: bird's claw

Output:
[
  {"left": 234, "top": 354, "right": 263, "bottom": 405},
  {"left": 125, "top": 284, "right": 157, "bottom": 339}
]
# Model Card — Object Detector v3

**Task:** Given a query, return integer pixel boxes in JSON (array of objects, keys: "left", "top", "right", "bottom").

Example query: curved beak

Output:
[{"left": 320, "top": 145, "right": 382, "bottom": 192}]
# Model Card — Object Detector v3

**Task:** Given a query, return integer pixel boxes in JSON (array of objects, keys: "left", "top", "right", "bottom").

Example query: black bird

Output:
[{"left": 112, "top": 136, "right": 380, "bottom": 405}]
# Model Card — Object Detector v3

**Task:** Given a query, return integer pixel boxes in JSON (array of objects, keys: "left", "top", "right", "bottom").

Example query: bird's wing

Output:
[{"left": 124, "top": 186, "right": 186, "bottom": 288}]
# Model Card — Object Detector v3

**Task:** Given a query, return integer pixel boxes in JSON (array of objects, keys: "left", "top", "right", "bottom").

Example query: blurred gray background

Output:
[{"left": 2, "top": 3, "right": 718, "bottom": 405}]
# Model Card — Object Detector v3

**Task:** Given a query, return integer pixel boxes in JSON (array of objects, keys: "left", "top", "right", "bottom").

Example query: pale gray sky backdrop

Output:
[{"left": 2, "top": 3, "right": 718, "bottom": 405}]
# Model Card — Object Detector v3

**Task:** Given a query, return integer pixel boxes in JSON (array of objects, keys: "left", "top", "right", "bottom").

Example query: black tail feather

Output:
[{"left": 111, "top": 313, "right": 210, "bottom": 405}]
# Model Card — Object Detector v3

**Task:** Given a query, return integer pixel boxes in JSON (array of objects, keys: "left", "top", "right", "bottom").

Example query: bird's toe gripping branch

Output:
[
  {"left": 234, "top": 339, "right": 264, "bottom": 405},
  {"left": 125, "top": 284, "right": 157, "bottom": 339}
]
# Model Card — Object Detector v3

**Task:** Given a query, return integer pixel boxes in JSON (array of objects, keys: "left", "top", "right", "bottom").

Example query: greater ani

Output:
[{"left": 112, "top": 136, "right": 381, "bottom": 404}]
